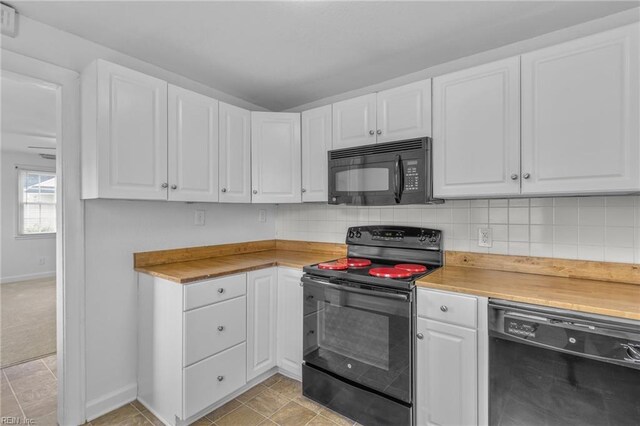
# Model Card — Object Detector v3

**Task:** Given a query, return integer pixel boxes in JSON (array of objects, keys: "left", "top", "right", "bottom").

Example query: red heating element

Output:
[
  {"left": 368, "top": 267, "right": 413, "bottom": 279},
  {"left": 394, "top": 264, "right": 427, "bottom": 274},
  {"left": 317, "top": 261, "right": 349, "bottom": 270},
  {"left": 345, "top": 258, "right": 372, "bottom": 267}
]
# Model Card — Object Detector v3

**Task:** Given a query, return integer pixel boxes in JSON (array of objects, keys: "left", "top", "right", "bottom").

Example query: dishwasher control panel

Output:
[{"left": 505, "top": 318, "right": 537, "bottom": 338}]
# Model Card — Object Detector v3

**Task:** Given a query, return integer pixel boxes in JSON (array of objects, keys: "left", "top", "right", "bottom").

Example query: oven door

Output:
[
  {"left": 328, "top": 150, "right": 427, "bottom": 206},
  {"left": 302, "top": 275, "right": 413, "bottom": 403}
]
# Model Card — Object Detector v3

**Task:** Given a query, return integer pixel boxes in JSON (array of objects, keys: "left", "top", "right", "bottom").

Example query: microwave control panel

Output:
[{"left": 403, "top": 159, "right": 422, "bottom": 192}]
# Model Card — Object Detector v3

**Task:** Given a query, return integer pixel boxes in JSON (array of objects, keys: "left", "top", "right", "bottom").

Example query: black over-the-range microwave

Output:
[{"left": 328, "top": 137, "right": 443, "bottom": 206}]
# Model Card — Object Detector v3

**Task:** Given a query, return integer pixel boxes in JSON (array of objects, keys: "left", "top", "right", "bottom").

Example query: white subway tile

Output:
[
  {"left": 554, "top": 207, "right": 579, "bottom": 225},
  {"left": 553, "top": 244, "right": 578, "bottom": 259},
  {"left": 509, "top": 207, "right": 529, "bottom": 224},
  {"left": 578, "top": 207, "right": 605, "bottom": 226},
  {"left": 554, "top": 198, "right": 579, "bottom": 207},
  {"left": 452, "top": 208, "right": 470, "bottom": 224},
  {"left": 470, "top": 208, "right": 489, "bottom": 223},
  {"left": 530, "top": 207, "right": 553, "bottom": 225},
  {"left": 452, "top": 239, "right": 470, "bottom": 251},
  {"left": 578, "top": 226, "right": 604, "bottom": 246},
  {"left": 508, "top": 242, "right": 530, "bottom": 256},
  {"left": 380, "top": 209, "right": 394, "bottom": 222},
  {"left": 554, "top": 226, "right": 579, "bottom": 245},
  {"left": 578, "top": 197, "right": 605, "bottom": 207},
  {"left": 490, "top": 199, "right": 508, "bottom": 207},
  {"left": 407, "top": 208, "right": 422, "bottom": 223},
  {"left": 604, "top": 247, "right": 634, "bottom": 263},
  {"left": 368, "top": 208, "right": 380, "bottom": 222},
  {"left": 435, "top": 208, "right": 453, "bottom": 224},
  {"left": 577, "top": 245, "right": 604, "bottom": 262},
  {"left": 605, "top": 227, "right": 634, "bottom": 248},
  {"left": 470, "top": 200, "right": 489, "bottom": 208},
  {"left": 489, "top": 241, "right": 509, "bottom": 255},
  {"left": 605, "top": 196, "right": 635, "bottom": 207},
  {"left": 492, "top": 225, "right": 509, "bottom": 242},
  {"left": 606, "top": 207, "right": 634, "bottom": 227},
  {"left": 530, "top": 225, "right": 553, "bottom": 243},
  {"left": 452, "top": 200, "right": 471, "bottom": 208},
  {"left": 530, "top": 243, "right": 553, "bottom": 257},
  {"left": 453, "top": 223, "right": 470, "bottom": 240},
  {"left": 509, "top": 199, "right": 530, "bottom": 207},
  {"left": 421, "top": 208, "right": 437, "bottom": 223},
  {"left": 530, "top": 198, "right": 553, "bottom": 207},
  {"left": 509, "top": 225, "right": 529, "bottom": 242},
  {"left": 489, "top": 207, "right": 508, "bottom": 224}
]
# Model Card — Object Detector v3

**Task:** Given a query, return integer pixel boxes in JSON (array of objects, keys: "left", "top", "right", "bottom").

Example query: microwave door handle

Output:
[{"left": 394, "top": 155, "right": 403, "bottom": 203}]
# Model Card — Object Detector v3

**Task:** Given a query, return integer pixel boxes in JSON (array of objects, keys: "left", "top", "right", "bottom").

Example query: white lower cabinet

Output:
[
  {"left": 276, "top": 268, "right": 303, "bottom": 378},
  {"left": 416, "top": 289, "right": 488, "bottom": 426},
  {"left": 246, "top": 267, "right": 278, "bottom": 380}
]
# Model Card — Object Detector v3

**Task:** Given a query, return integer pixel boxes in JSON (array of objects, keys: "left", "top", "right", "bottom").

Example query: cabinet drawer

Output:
[
  {"left": 183, "top": 343, "right": 246, "bottom": 419},
  {"left": 184, "top": 273, "right": 246, "bottom": 311},
  {"left": 184, "top": 296, "right": 246, "bottom": 366},
  {"left": 417, "top": 289, "right": 477, "bottom": 328}
]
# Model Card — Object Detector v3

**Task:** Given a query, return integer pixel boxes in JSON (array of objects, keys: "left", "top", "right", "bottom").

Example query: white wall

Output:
[
  {"left": 84, "top": 200, "right": 275, "bottom": 417},
  {"left": 277, "top": 196, "right": 640, "bottom": 264},
  {"left": 0, "top": 151, "right": 56, "bottom": 282}
]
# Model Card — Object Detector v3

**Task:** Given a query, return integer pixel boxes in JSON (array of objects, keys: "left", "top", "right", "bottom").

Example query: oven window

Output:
[
  {"left": 335, "top": 168, "right": 389, "bottom": 192},
  {"left": 303, "top": 282, "right": 412, "bottom": 403}
]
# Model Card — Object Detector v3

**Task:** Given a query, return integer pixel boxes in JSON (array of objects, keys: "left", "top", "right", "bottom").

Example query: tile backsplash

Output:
[{"left": 276, "top": 196, "right": 640, "bottom": 264}]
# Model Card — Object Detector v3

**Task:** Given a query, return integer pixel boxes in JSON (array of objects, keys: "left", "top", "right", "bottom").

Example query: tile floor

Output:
[
  {"left": 91, "top": 373, "right": 358, "bottom": 426},
  {"left": 1, "top": 355, "right": 57, "bottom": 425}
]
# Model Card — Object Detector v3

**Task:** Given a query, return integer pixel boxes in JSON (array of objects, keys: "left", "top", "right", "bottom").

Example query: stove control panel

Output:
[{"left": 346, "top": 225, "right": 442, "bottom": 250}]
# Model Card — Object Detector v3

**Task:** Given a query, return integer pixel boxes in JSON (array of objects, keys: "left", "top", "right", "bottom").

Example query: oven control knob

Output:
[
  {"left": 419, "top": 234, "right": 427, "bottom": 242},
  {"left": 355, "top": 231, "right": 361, "bottom": 238},
  {"left": 348, "top": 230, "right": 355, "bottom": 238}
]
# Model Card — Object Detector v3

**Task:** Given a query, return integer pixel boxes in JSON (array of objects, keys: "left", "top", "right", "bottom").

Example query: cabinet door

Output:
[
  {"left": 251, "top": 112, "right": 302, "bottom": 203},
  {"left": 332, "top": 94, "right": 377, "bottom": 149},
  {"left": 301, "top": 105, "right": 332, "bottom": 202},
  {"left": 521, "top": 24, "right": 639, "bottom": 195},
  {"left": 168, "top": 85, "right": 219, "bottom": 202},
  {"left": 96, "top": 60, "right": 168, "bottom": 199},
  {"left": 276, "top": 268, "right": 303, "bottom": 378},
  {"left": 376, "top": 80, "right": 431, "bottom": 143},
  {"left": 246, "top": 268, "right": 278, "bottom": 380},
  {"left": 417, "top": 318, "right": 477, "bottom": 426},
  {"left": 219, "top": 102, "right": 252, "bottom": 203},
  {"left": 433, "top": 57, "right": 521, "bottom": 198}
]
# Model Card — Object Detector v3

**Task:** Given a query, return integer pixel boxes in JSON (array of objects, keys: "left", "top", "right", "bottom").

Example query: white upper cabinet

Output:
[
  {"left": 433, "top": 58, "right": 521, "bottom": 198},
  {"left": 251, "top": 112, "right": 302, "bottom": 203},
  {"left": 332, "top": 93, "right": 377, "bottom": 149},
  {"left": 219, "top": 102, "right": 252, "bottom": 203},
  {"left": 376, "top": 80, "right": 432, "bottom": 143},
  {"left": 521, "top": 24, "right": 639, "bottom": 195},
  {"left": 301, "top": 105, "right": 332, "bottom": 202},
  {"left": 82, "top": 59, "right": 168, "bottom": 200},
  {"left": 168, "top": 85, "right": 219, "bottom": 202}
]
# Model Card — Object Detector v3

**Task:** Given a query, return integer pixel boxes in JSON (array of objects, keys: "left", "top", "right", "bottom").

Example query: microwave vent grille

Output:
[{"left": 329, "top": 138, "right": 426, "bottom": 159}]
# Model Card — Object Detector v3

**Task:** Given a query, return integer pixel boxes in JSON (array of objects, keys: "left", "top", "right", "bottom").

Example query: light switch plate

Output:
[
  {"left": 258, "top": 210, "right": 267, "bottom": 223},
  {"left": 194, "top": 210, "right": 205, "bottom": 226}
]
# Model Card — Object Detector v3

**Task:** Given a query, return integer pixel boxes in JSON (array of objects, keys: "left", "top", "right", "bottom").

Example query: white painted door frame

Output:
[{"left": 2, "top": 49, "right": 86, "bottom": 425}]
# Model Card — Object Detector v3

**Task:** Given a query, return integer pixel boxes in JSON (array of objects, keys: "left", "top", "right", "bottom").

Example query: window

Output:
[{"left": 17, "top": 168, "right": 56, "bottom": 236}]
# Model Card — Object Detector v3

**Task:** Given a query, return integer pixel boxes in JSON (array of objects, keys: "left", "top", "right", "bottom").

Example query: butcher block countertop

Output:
[{"left": 135, "top": 242, "right": 639, "bottom": 320}]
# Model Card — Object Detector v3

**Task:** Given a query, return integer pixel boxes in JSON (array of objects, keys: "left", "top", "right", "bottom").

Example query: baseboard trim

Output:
[
  {"left": 85, "top": 383, "right": 137, "bottom": 422},
  {"left": 1, "top": 271, "right": 55, "bottom": 284}
]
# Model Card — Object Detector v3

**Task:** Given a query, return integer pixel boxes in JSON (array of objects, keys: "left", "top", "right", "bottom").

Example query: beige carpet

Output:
[{"left": 1, "top": 277, "right": 56, "bottom": 368}]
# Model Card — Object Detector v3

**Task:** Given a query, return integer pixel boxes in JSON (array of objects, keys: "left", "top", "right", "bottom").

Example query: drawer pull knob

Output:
[
  {"left": 217, "top": 376, "right": 224, "bottom": 382},
  {"left": 218, "top": 288, "right": 225, "bottom": 294},
  {"left": 218, "top": 325, "right": 225, "bottom": 332},
  {"left": 440, "top": 305, "right": 448, "bottom": 312},
  {"left": 417, "top": 333, "right": 424, "bottom": 340}
]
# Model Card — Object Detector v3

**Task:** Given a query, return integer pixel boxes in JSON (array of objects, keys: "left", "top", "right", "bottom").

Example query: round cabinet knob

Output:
[
  {"left": 369, "top": 130, "right": 375, "bottom": 135},
  {"left": 417, "top": 333, "right": 424, "bottom": 340},
  {"left": 217, "top": 376, "right": 224, "bottom": 382},
  {"left": 301, "top": 188, "right": 306, "bottom": 193},
  {"left": 376, "top": 129, "right": 382, "bottom": 135},
  {"left": 253, "top": 190, "right": 258, "bottom": 194},
  {"left": 221, "top": 188, "right": 227, "bottom": 193},
  {"left": 218, "top": 288, "right": 225, "bottom": 294},
  {"left": 171, "top": 184, "right": 177, "bottom": 190},
  {"left": 217, "top": 325, "right": 225, "bottom": 332},
  {"left": 161, "top": 183, "right": 168, "bottom": 188},
  {"left": 522, "top": 173, "right": 531, "bottom": 179},
  {"left": 440, "top": 305, "right": 448, "bottom": 312},
  {"left": 511, "top": 174, "right": 518, "bottom": 180}
]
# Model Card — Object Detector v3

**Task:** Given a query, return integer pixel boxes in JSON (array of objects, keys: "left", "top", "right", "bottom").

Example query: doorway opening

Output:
[{"left": 1, "top": 71, "right": 59, "bottom": 425}]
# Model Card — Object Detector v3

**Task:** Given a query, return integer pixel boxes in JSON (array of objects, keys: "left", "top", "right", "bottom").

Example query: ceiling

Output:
[
  {"left": 13, "top": 1, "right": 640, "bottom": 111},
  {"left": 1, "top": 73, "right": 57, "bottom": 155}
]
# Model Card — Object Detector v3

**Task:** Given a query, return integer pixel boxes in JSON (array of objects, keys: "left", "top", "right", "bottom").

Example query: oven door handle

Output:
[
  {"left": 394, "top": 154, "right": 403, "bottom": 204},
  {"left": 301, "top": 276, "right": 411, "bottom": 302}
]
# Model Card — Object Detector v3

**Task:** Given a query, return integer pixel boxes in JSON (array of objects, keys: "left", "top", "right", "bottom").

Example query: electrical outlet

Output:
[
  {"left": 38, "top": 256, "right": 46, "bottom": 266},
  {"left": 478, "top": 228, "right": 492, "bottom": 247},
  {"left": 194, "top": 210, "right": 205, "bottom": 226},
  {"left": 258, "top": 210, "right": 267, "bottom": 223}
]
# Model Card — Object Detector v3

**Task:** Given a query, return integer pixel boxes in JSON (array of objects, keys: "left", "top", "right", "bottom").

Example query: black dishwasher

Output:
[{"left": 489, "top": 300, "right": 640, "bottom": 426}]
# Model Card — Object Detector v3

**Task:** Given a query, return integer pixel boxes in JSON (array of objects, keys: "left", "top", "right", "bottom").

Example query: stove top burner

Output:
[
  {"left": 317, "top": 261, "right": 349, "bottom": 270},
  {"left": 368, "top": 267, "right": 413, "bottom": 278},
  {"left": 394, "top": 263, "right": 427, "bottom": 274},
  {"left": 345, "top": 258, "right": 371, "bottom": 267}
]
